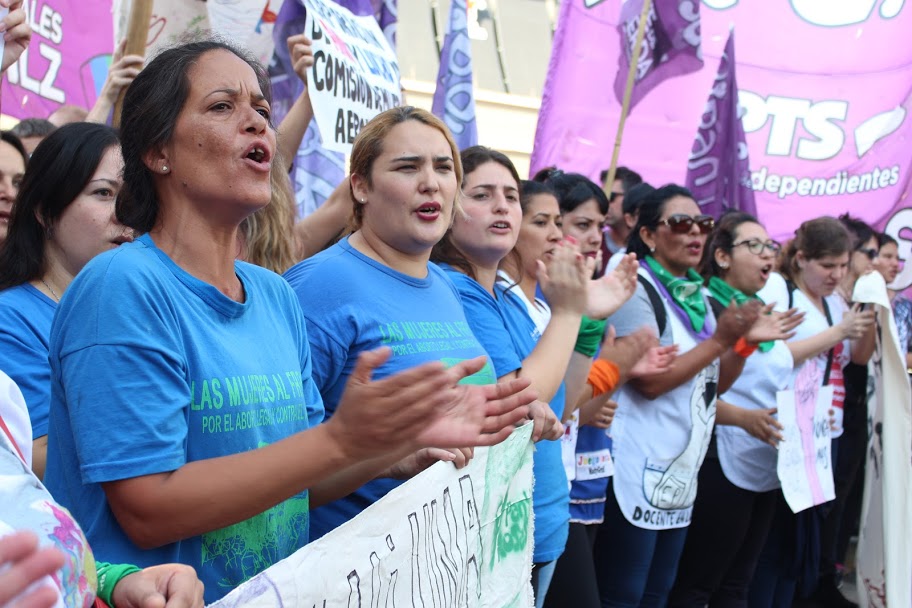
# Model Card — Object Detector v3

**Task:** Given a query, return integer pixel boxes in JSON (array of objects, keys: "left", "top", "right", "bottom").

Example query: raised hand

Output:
[
  {"left": 99, "top": 39, "right": 145, "bottom": 104},
  {"left": 537, "top": 239, "right": 589, "bottom": 315},
  {"left": 586, "top": 252, "right": 638, "bottom": 319},
  {"left": 839, "top": 303, "right": 876, "bottom": 340},
  {"left": 328, "top": 349, "right": 535, "bottom": 460},
  {"left": 286, "top": 34, "right": 315, "bottom": 87},
  {"left": 111, "top": 563, "right": 205, "bottom": 608},
  {"left": 713, "top": 299, "right": 762, "bottom": 349},
  {"left": 0, "top": 1, "right": 31, "bottom": 73},
  {"left": 745, "top": 304, "right": 805, "bottom": 344}
]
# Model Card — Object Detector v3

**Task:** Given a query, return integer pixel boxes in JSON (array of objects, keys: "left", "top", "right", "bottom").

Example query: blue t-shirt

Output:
[
  {"left": 284, "top": 238, "right": 495, "bottom": 538},
  {"left": 441, "top": 266, "right": 570, "bottom": 564},
  {"left": 43, "top": 234, "right": 323, "bottom": 604},
  {"left": 0, "top": 284, "right": 56, "bottom": 439}
]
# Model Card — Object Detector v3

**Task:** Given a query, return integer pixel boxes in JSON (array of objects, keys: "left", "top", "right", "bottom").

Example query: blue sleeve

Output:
[
  {"left": 60, "top": 343, "right": 188, "bottom": 483},
  {"left": 288, "top": 291, "right": 325, "bottom": 426},
  {"left": 0, "top": 319, "right": 50, "bottom": 439},
  {"left": 456, "top": 285, "right": 522, "bottom": 379},
  {"left": 53, "top": 262, "right": 189, "bottom": 484},
  {"left": 300, "top": 315, "right": 349, "bottom": 398}
]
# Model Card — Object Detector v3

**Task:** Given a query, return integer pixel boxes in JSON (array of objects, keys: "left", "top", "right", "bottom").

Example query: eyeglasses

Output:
[
  {"left": 733, "top": 238, "right": 782, "bottom": 256},
  {"left": 856, "top": 247, "right": 878, "bottom": 260},
  {"left": 657, "top": 214, "right": 715, "bottom": 234}
]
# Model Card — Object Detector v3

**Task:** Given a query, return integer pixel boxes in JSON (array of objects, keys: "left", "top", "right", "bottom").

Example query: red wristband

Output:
[{"left": 733, "top": 337, "right": 758, "bottom": 358}]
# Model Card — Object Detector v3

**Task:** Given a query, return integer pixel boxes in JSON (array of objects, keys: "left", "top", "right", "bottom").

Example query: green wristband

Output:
[
  {"left": 96, "top": 562, "right": 142, "bottom": 607},
  {"left": 574, "top": 316, "right": 607, "bottom": 357}
]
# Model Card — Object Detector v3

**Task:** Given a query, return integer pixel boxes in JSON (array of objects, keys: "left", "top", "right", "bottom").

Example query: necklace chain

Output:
[{"left": 40, "top": 278, "right": 60, "bottom": 302}]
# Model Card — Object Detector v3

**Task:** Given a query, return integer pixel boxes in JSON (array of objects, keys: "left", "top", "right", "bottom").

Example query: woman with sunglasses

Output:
[
  {"left": 748, "top": 216, "right": 875, "bottom": 607},
  {"left": 668, "top": 212, "right": 809, "bottom": 607},
  {"left": 593, "top": 185, "right": 774, "bottom": 608}
]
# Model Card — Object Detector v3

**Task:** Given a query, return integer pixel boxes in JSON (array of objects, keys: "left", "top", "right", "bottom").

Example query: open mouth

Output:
[
  {"left": 243, "top": 142, "right": 272, "bottom": 169},
  {"left": 416, "top": 202, "right": 441, "bottom": 221},
  {"left": 760, "top": 264, "right": 772, "bottom": 279},
  {"left": 490, "top": 220, "right": 511, "bottom": 233}
]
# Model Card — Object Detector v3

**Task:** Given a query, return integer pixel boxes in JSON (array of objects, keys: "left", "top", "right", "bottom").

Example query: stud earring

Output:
[
  {"left": 649, "top": 246, "right": 655, "bottom": 253},
  {"left": 162, "top": 165, "right": 169, "bottom": 173},
  {"left": 719, "top": 262, "right": 729, "bottom": 269}
]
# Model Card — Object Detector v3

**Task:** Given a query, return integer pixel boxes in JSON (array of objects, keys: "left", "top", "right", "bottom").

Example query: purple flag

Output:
[
  {"left": 685, "top": 30, "right": 756, "bottom": 219},
  {"left": 615, "top": 0, "right": 702, "bottom": 111},
  {"left": 431, "top": 0, "right": 477, "bottom": 150},
  {"left": 271, "top": 0, "right": 397, "bottom": 218}
]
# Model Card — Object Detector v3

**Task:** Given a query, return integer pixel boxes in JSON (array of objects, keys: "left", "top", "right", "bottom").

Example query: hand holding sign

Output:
[
  {"left": 303, "top": 0, "right": 401, "bottom": 153},
  {"left": 287, "top": 34, "right": 315, "bottom": 88},
  {"left": 0, "top": 1, "right": 29, "bottom": 74}
]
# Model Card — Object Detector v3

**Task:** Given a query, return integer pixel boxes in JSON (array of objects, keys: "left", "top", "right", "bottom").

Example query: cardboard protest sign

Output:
[
  {"left": 776, "top": 361, "right": 835, "bottom": 514},
  {"left": 852, "top": 272, "right": 912, "bottom": 608},
  {"left": 303, "top": 0, "right": 401, "bottom": 153},
  {"left": 211, "top": 424, "right": 534, "bottom": 607}
]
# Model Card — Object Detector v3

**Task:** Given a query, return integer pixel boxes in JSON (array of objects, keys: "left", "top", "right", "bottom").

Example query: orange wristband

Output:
[
  {"left": 588, "top": 359, "right": 620, "bottom": 397},
  {"left": 733, "top": 337, "right": 758, "bottom": 358}
]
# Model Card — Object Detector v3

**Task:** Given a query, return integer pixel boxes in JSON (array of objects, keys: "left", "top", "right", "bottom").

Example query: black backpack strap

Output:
[
  {"left": 708, "top": 295, "right": 727, "bottom": 320},
  {"left": 821, "top": 296, "right": 835, "bottom": 386},
  {"left": 638, "top": 274, "right": 667, "bottom": 337},
  {"left": 789, "top": 279, "right": 836, "bottom": 386}
]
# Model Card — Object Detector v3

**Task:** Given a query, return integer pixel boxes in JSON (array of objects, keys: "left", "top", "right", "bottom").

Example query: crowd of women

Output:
[{"left": 0, "top": 4, "right": 907, "bottom": 607}]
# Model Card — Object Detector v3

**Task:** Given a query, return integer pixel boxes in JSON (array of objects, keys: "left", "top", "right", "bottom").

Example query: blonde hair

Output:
[
  {"left": 348, "top": 106, "right": 463, "bottom": 230},
  {"left": 239, "top": 150, "right": 299, "bottom": 274}
]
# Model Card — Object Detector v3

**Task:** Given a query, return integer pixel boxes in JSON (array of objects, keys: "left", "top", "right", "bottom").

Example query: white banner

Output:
[
  {"left": 303, "top": 0, "right": 401, "bottom": 153},
  {"left": 211, "top": 424, "right": 535, "bottom": 608},
  {"left": 853, "top": 272, "right": 912, "bottom": 608},
  {"left": 114, "top": 0, "right": 282, "bottom": 64},
  {"left": 776, "top": 361, "right": 835, "bottom": 514}
]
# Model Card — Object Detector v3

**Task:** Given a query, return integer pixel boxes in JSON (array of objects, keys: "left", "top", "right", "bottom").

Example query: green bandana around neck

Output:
[
  {"left": 644, "top": 255, "right": 708, "bottom": 333},
  {"left": 707, "top": 275, "right": 774, "bottom": 352}
]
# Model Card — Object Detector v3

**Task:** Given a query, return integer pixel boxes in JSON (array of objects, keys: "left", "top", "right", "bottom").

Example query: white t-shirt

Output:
[
  {"left": 759, "top": 273, "right": 850, "bottom": 438},
  {"left": 0, "top": 370, "right": 32, "bottom": 466},
  {"left": 609, "top": 269, "right": 719, "bottom": 530}
]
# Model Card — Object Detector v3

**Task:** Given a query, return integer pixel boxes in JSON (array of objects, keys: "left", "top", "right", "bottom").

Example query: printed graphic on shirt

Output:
[
  {"left": 378, "top": 320, "right": 483, "bottom": 357},
  {"left": 190, "top": 371, "right": 313, "bottom": 435},
  {"left": 643, "top": 364, "right": 719, "bottom": 511},
  {"left": 202, "top": 494, "right": 310, "bottom": 593}
]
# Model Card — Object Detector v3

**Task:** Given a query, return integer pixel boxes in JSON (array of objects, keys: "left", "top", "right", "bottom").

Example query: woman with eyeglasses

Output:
[
  {"left": 747, "top": 216, "right": 875, "bottom": 607},
  {"left": 592, "top": 185, "right": 780, "bottom": 607},
  {"left": 667, "top": 211, "right": 810, "bottom": 607}
]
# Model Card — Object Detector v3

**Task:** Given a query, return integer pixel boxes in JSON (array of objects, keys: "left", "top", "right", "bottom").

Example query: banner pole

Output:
[
  {"left": 603, "top": 0, "right": 653, "bottom": 192},
  {"left": 113, "top": 0, "right": 153, "bottom": 127}
]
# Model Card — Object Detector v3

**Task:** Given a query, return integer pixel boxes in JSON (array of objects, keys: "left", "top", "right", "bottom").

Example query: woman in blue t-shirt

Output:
[
  {"left": 431, "top": 146, "right": 638, "bottom": 607},
  {"left": 283, "top": 106, "right": 540, "bottom": 540},
  {"left": 0, "top": 122, "right": 131, "bottom": 480},
  {"left": 43, "top": 42, "right": 532, "bottom": 603}
]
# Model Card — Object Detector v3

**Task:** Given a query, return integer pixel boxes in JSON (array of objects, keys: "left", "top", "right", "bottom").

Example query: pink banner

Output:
[
  {"left": 1, "top": 1, "right": 114, "bottom": 119},
  {"left": 532, "top": 0, "right": 912, "bottom": 288}
]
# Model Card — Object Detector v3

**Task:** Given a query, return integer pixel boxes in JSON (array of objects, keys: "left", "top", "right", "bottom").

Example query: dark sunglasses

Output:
[
  {"left": 857, "top": 247, "right": 878, "bottom": 260},
  {"left": 733, "top": 238, "right": 782, "bottom": 256},
  {"left": 658, "top": 214, "right": 715, "bottom": 234}
]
